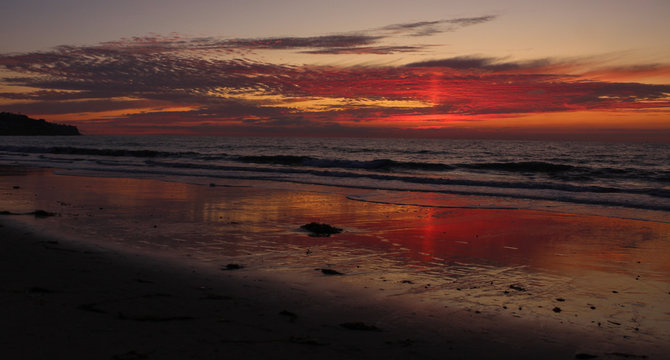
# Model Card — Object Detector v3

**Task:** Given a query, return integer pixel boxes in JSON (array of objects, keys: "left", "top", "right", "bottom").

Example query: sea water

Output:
[{"left": 1, "top": 136, "right": 669, "bottom": 222}]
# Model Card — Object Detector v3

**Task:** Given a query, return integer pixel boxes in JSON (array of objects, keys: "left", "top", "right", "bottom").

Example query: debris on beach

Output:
[
  {"left": 300, "top": 222, "right": 342, "bottom": 237},
  {"left": 113, "top": 350, "right": 151, "bottom": 360},
  {"left": 222, "top": 263, "right": 243, "bottom": 270},
  {"left": 0, "top": 209, "right": 58, "bottom": 217},
  {"left": 39, "top": 240, "right": 59, "bottom": 246},
  {"left": 319, "top": 268, "right": 344, "bottom": 275},
  {"left": 28, "top": 286, "right": 57, "bottom": 294},
  {"left": 509, "top": 284, "right": 527, "bottom": 292},
  {"left": 604, "top": 353, "right": 647, "bottom": 359},
  {"left": 575, "top": 353, "right": 598, "bottom": 359},
  {"left": 553, "top": 307, "right": 562, "bottom": 313},
  {"left": 386, "top": 338, "right": 415, "bottom": 347},
  {"left": 340, "top": 321, "right": 381, "bottom": 331},
  {"left": 77, "top": 303, "right": 107, "bottom": 314},
  {"left": 32, "top": 209, "right": 57, "bottom": 218},
  {"left": 288, "top": 336, "right": 328, "bottom": 346},
  {"left": 279, "top": 310, "right": 298, "bottom": 322},
  {"left": 142, "top": 292, "right": 172, "bottom": 298},
  {"left": 35, "top": 210, "right": 57, "bottom": 217},
  {"left": 200, "top": 293, "right": 232, "bottom": 300},
  {"left": 118, "top": 313, "right": 194, "bottom": 322}
]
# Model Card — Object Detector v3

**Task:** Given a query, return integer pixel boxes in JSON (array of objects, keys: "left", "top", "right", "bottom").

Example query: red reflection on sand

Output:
[
  {"left": 336, "top": 206, "right": 670, "bottom": 279},
  {"left": 3, "top": 169, "right": 669, "bottom": 281}
]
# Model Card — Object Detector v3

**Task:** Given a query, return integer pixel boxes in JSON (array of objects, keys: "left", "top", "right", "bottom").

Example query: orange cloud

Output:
[{"left": 1, "top": 28, "right": 669, "bottom": 141}]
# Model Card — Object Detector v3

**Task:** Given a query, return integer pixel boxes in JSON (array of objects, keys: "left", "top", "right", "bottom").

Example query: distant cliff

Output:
[{"left": 0, "top": 112, "right": 81, "bottom": 135}]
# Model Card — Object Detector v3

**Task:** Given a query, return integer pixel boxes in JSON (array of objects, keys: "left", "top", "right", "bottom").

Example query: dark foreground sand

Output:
[{"left": 1, "top": 167, "right": 668, "bottom": 359}]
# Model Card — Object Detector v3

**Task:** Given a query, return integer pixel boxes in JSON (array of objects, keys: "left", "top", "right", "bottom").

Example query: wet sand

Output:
[{"left": 1, "top": 166, "right": 669, "bottom": 359}]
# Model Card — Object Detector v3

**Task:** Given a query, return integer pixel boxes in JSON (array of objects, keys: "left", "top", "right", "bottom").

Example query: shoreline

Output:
[
  {"left": 38, "top": 166, "right": 670, "bottom": 224},
  {"left": 2, "top": 166, "right": 669, "bottom": 359}
]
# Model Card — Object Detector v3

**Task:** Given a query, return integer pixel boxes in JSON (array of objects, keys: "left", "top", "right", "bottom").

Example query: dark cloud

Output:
[
  {"left": 405, "top": 56, "right": 553, "bottom": 71},
  {"left": 564, "top": 82, "right": 670, "bottom": 108},
  {"left": 447, "top": 16, "right": 497, "bottom": 27},
  {"left": 0, "top": 34, "right": 387, "bottom": 70},
  {"left": 196, "top": 101, "right": 289, "bottom": 119},
  {"left": 0, "top": 44, "right": 299, "bottom": 104},
  {"left": 241, "top": 116, "right": 316, "bottom": 127},
  {"left": 589, "top": 82, "right": 670, "bottom": 99},
  {"left": 98, "top": 109, "right": 363, "bottom": 137},
  {"left": 0, "top": 99, "right": 157, "bottom": 115},
  {"left": 225, "top": 35, "right": 382, "bottom": 49},
  {"left": 300, "top": 45, "right": 426, "bottom": 55},
  {"left": 97, "top": 34, "right": 385, "bottom": 53},
  {"left": 0, "top": 90, "right": 97, "bottom": 101},
  {"left": 382, "top": 20, "right": 445, "bottom": 37},
  {"left": 381, "top": 16, "right": 497, "bottom": 36}
]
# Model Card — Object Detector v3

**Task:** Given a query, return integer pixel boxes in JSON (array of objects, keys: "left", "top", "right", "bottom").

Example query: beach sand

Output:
[{"left": 1, "top": 166, "right": 669, "bottom": 359}]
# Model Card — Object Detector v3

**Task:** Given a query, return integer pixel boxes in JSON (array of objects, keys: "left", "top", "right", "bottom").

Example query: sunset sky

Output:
[{"left": 1, "top": 0, "right": 669, "bottom": 141}]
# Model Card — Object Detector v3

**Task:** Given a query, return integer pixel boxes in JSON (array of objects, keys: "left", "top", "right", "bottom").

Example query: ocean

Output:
[{"left": 1, "top": 136, "right": 669, "bottom": 222}]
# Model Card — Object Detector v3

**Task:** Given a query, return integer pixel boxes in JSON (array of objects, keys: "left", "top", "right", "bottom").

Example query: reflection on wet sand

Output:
[{"left": 2, "top": 168, "right": 670, "bottom": 352}]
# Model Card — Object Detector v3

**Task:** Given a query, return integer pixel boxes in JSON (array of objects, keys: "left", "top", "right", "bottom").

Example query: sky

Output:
[{"left": 1, "top": 0, "right": 669, "bottom": 141}]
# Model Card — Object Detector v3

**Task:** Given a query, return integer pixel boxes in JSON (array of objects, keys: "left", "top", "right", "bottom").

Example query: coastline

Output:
[{"left": 2, "top": 166, "right": 669, "bottom": 359}]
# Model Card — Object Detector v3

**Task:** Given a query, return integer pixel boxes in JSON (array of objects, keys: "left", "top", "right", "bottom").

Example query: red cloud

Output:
[{"left": 1, "top": 33, "right": 669, "bottom": 139}]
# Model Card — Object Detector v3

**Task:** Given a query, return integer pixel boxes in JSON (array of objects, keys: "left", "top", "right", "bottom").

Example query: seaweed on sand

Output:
[{"left": 300, "top": 222, "right": 342, "bottom": 237}]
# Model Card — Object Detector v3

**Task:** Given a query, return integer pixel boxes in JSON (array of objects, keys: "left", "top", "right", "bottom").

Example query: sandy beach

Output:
[{"left": 2, "top": 166, "right": 669, "bottom": 359}]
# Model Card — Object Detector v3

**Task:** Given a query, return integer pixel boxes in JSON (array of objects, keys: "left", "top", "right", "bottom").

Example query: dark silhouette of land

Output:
[{"left": 0, "top": 112, "right": 80, "bottom": 135}]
